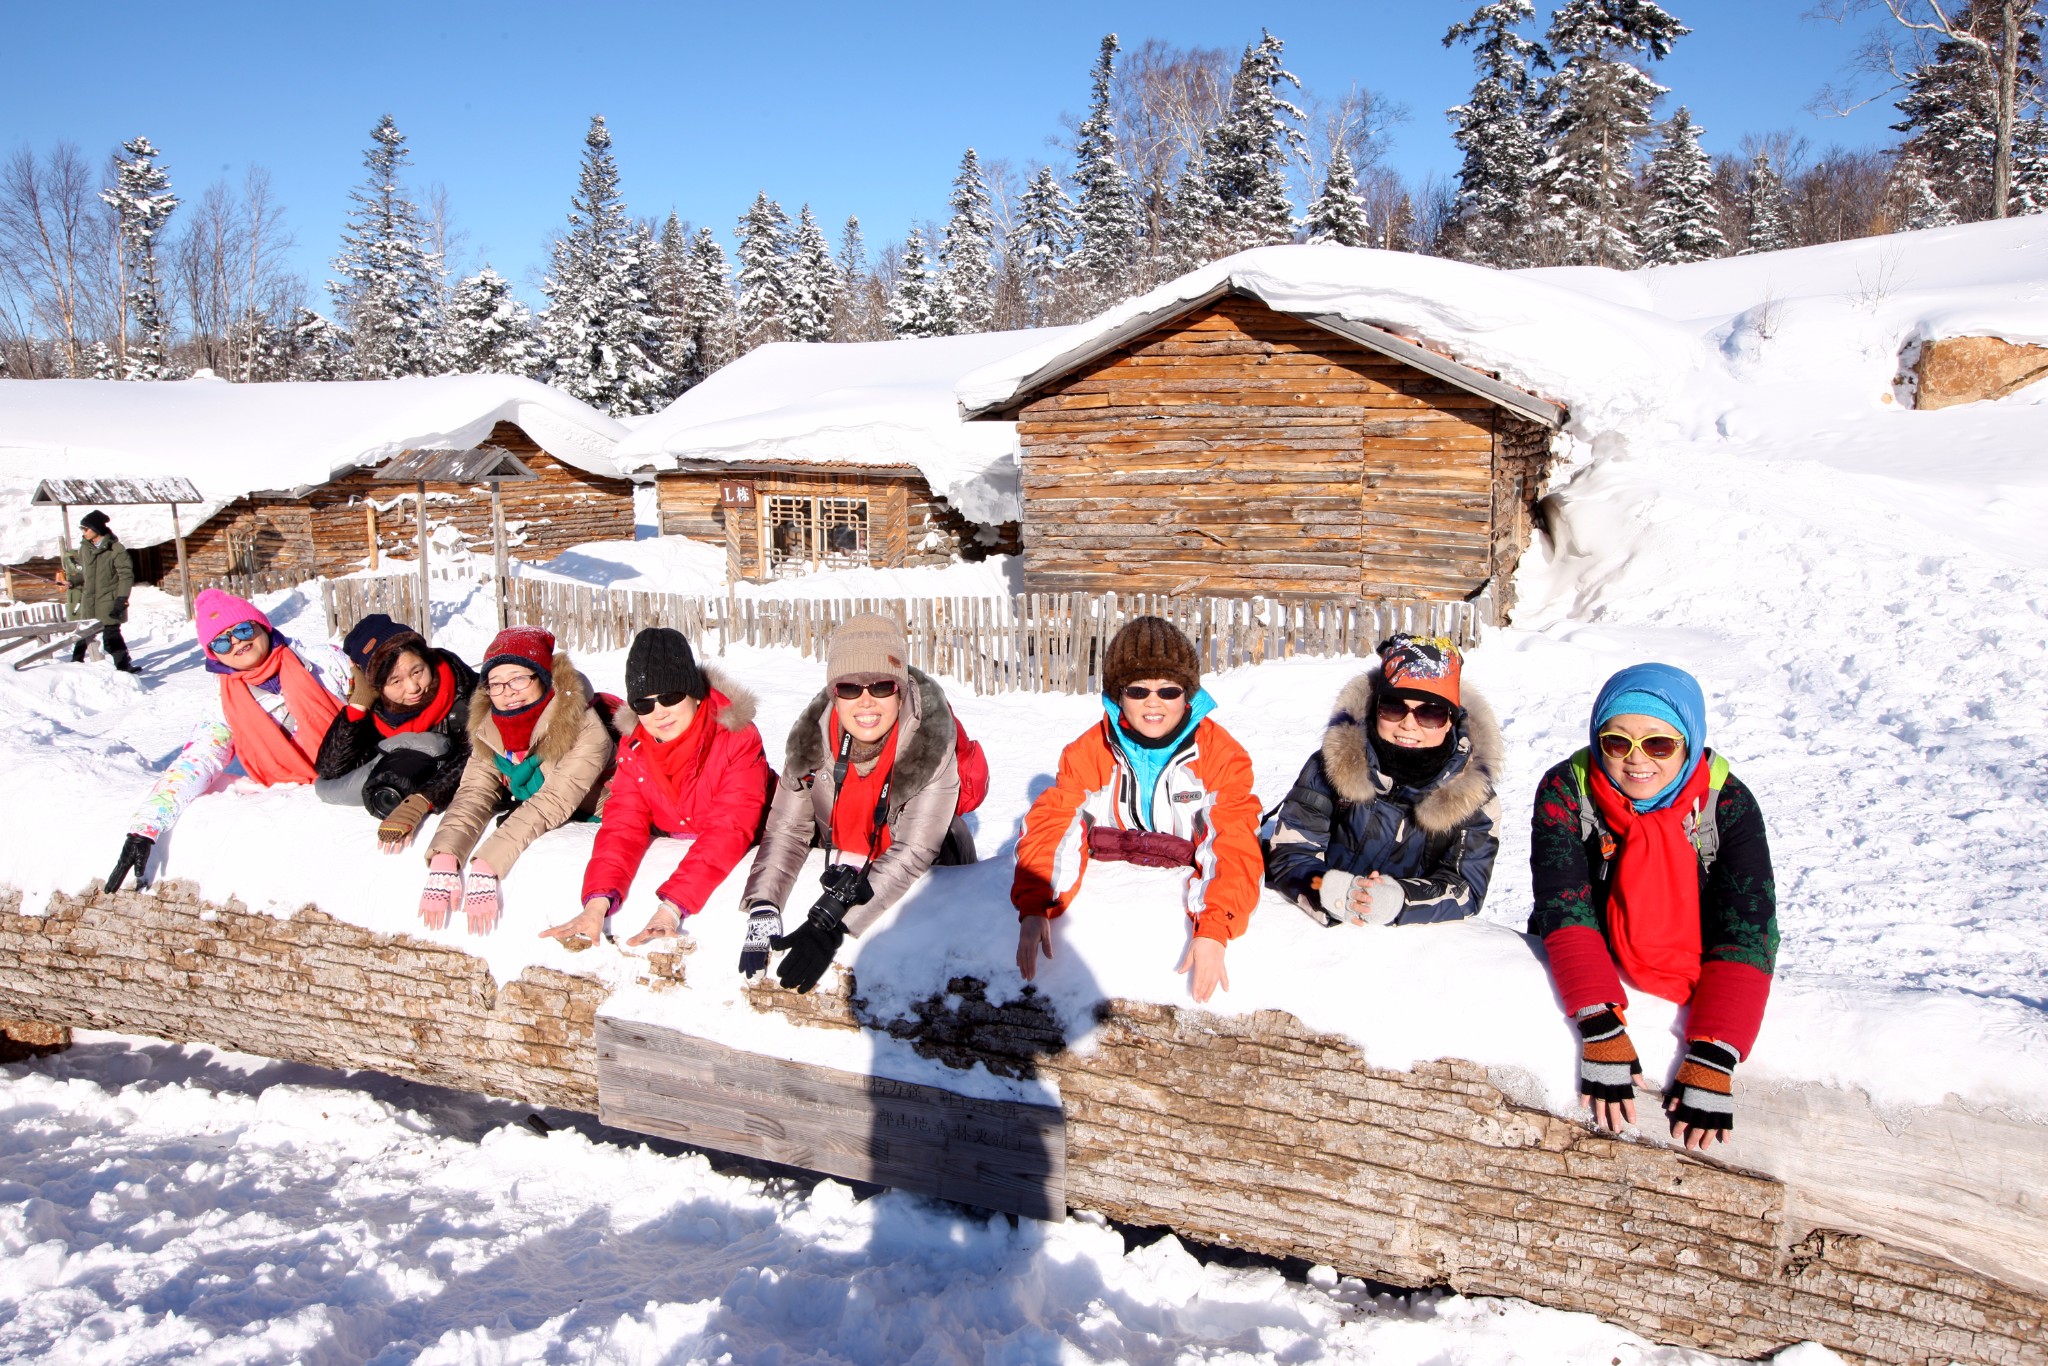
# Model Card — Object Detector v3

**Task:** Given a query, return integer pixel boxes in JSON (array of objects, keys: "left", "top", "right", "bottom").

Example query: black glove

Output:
[
  {"left": 1667, "top": 1040, "right": 1739, "bottom": 1135},
  {"left": 769, "top": 909, "right": 848, "bottom": 994},
  {"left": 738, "top": 905, "right": 782, "bottom": 978},
  {"left": 105, "top": 834, "right": 155, "bottom": 893}
]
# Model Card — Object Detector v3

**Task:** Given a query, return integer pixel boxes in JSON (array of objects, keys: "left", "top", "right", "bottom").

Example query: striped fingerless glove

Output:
[
  {"left": 1669, "top": 1040, "right": 1740, "bottom": 1134},
  {"left": 1574, "top": 1004, "right": 1640, "bottom": 1102}
]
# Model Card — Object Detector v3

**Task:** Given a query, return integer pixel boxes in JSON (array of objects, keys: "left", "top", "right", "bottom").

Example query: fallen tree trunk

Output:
[{"left": 0, "top": 881, "right": 2042, "bottom": 1365}]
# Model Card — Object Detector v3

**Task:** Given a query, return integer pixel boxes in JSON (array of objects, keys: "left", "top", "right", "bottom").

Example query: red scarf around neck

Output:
[
  {"left": 1586, "top": 757, "right": 1715, "bottom": 1004},
  {"left": 829, "top": 713, "right": 899, "bottom": 859},
  {"left": 219, "top": 645, "right": 344, "bottom": 786},
  {"left": 372, "top": 657, "right": 458, "bottom": 738},
  {"left": 638, "top": 691, "right": 722, "bottom": 809},
  {"left": 492, "top": 683, "right": 554, "bottom": 756}
]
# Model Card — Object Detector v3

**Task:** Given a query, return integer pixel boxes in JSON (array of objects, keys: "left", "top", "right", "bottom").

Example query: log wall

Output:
[
  {"left": 1014, "top": 295, "right": 1555, "bottom": 607},
  {"left": 655, "top": 467, "right": 997, "bottom": 580},
  {"left": 0, "top": 880, "right": 2041, "bottom": 1366}
]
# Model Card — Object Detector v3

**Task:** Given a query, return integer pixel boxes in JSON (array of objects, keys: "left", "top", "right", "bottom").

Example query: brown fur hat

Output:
[{"left": 1103, "top": 615, "right": 1200, "bottom": 699}]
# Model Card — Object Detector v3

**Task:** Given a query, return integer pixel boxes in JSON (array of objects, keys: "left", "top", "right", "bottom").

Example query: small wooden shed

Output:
[{"left": 961, "top": 286, "right": 1566, "bottom": 613}]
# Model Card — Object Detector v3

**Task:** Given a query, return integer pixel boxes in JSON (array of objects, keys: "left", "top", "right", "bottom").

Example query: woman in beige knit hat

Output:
[{"left": 738, "top": 613, "right": 987, "bottom": 993}]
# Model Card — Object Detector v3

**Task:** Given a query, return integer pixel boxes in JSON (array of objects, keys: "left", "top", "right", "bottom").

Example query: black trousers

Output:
[{"left": 73, "top": 623, "right": 131, "bottom": 667}]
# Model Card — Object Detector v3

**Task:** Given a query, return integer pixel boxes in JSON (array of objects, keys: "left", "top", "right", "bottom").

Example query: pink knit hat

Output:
[{"left": 193, "top": 588, "right": 272, "bottom": 646}]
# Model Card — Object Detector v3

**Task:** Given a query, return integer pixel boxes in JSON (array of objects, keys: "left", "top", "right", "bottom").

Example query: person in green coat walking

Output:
[{"left": 66, "top": 510, "right": 136, "bottom": 673}]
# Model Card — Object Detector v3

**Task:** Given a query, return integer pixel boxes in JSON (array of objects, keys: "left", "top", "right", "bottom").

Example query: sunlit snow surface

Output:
[{"left": 0, "top": 1033, "right": 1772, "bottom": 1365}]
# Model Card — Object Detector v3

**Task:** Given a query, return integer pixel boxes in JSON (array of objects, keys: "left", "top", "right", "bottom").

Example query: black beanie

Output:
[
  {"left": 626, "top": 627, "right": 707, "bottom": 702},
  {"left": 80, "top": 510, "right": 112, "bottom": 536}
]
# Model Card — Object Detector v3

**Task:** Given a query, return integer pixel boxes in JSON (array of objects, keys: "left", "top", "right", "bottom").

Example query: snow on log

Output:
[{"left": 0, "top": 879, "right": 2043, "bottom": 1366}]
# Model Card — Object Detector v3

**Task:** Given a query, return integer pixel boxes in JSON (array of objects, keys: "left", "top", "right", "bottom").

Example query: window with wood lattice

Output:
[{"left": 764, "top": 494, "right": 870, "bottom": 575}]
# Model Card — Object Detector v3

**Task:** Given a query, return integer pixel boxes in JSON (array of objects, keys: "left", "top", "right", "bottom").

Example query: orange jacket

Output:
[{"left": 1011, "top": 712, "right": 1263, "bottom": 943}]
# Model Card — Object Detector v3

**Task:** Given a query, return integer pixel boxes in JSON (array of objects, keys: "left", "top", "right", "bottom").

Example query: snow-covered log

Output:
[{"left": 0, "top": 879, "right": 2043, "bottom": 1365}]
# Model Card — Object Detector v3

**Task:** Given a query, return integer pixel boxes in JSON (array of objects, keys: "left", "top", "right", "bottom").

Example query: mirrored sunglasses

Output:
[
  {"left": 1375, "top": 695, "right": 1455, "bottom": 729},
  {"left": 630, "top": 691, "right": 691, "bottom": 715},
  {"left": 833, "top": 678, "right": 900, "bottom": 700},
  {"left": 1121, "top": 684, "right": 1186, "bottom": 701},
  {"left": 208, "top": 620, "right": 262, "bottom": 655},
  {"left": 1597, "top": 731, "right": 1686, "bottom": 761}
]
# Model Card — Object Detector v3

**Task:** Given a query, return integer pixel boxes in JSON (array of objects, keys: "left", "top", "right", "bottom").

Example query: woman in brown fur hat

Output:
[{"left": 1264, "top": 633, "right": 1503, "bottom": 928}]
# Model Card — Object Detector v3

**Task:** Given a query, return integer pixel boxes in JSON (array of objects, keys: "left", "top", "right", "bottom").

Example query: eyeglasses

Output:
[
  {"left": 833, "top": 679, "right": 900, "bottom": 700},
  {"left": 1597, "top": 731, "right": 1686, "bottom": 761},
  {"left": 1121, "top": 684, "right": 1185, "bottom": 701},
  {"left": 630, "top": 691, "right": 691, "bottom": 715},
  {"left": 208, "top": 621, "right": 262, "bottom": 655},
  {"left": 1376, "top": 696, "right": 1455, "bottom": 729},
  {"left": 485, "top": 675, "right": 540, "bottom": 697}
]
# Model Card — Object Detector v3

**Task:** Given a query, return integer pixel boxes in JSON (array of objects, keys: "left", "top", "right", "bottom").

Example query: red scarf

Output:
[
  {"left": 492, "top": 686, "right": 553, "bottom": 756},
  {"left": 829, "top": 715, "right": 898, "bottom": 860},
  {"left": 219, "top": 646, "right": 344, "bottom": 786},
  {"left": 638, "top": 692, "right": 722, "bottom": 810},
  {"left": 372, "top": 658, "right": 459, "bottom": 738},
  {"left": 1586, "top": 758, "right": 1715, "bottom": 1004}
]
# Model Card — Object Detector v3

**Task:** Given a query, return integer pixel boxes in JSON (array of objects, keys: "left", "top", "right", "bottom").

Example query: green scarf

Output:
[{"left": 494, "top": 750, "right": 547, "bottom": 802}]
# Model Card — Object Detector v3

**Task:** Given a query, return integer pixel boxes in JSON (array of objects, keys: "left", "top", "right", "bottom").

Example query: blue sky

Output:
[{"left": 8, "top": 1, "right": 1903, "bottom": 306}]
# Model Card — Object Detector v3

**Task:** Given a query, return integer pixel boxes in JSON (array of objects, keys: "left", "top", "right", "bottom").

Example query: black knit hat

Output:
[
  {"left": 80, "top": 510, "right": 112, "bottom": 536},
  {"left": 1103, "top": 615, "right": 1200, "bottom": 699},
  {"left": 626, "top": 627, "right": 707, "bottom": 702}
]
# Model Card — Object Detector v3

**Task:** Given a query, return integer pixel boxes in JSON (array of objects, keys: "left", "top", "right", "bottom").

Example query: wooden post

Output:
[
  {"left": 415, "top": 480, "right": 431, "bottom": 645},
  {"left": 490, "top": 480, "right": 509, "bottom": 631},
  {"left": 169, "top": 502, "right": 192, "bottom": 619},
  {"left": 365, "top": 503, "right": 379, "bottom": 570}
]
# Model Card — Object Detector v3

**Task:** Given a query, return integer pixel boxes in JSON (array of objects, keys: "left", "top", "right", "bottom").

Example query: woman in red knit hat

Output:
[{"left": 420, "top": 625, "right": 617, "bottom": 935}]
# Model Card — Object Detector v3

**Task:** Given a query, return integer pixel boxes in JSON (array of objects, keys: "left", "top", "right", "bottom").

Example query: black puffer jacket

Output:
[{"left": 314, "top": 648, "right": 479, "bottom": 811}]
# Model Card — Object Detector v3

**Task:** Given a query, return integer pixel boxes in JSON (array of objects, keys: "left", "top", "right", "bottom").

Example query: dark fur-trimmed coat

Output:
[
  {"left": 1264, "top": 669, "right": 1504, "bottom": 925},
  {"left": 741, "top": 666, "right": 961, "bottom": 936},
  {"left": 313, "top": 648, "right": 479, "bottom": 811}
]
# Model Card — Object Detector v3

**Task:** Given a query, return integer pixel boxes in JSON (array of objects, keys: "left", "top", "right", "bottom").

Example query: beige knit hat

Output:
[
  {"left": 826, "top": 613, "right": 910, "bottom": 687},
  {"left": 1103, "top": 615, "right": 1200, "bottom": 699}
]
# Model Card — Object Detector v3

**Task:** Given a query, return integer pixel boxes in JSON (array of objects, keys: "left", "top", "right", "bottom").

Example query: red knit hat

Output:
[
  {"left": 480, "top": 626, "right": 557, "bottom": 684},
  {"left": 1379, "top": 633, "right": 1462, "bottom": 706}
]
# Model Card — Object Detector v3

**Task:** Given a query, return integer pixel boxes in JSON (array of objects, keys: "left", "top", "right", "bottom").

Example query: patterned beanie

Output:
[
  {"left": 1103, "top": 615, "right": 1200, "bottom": 699},
  {"left": 826, "top": 613, "right": 910, "bottom": 688},
  {"left": 1379, "top": 633, "right": 1462, "bottom": 707}
]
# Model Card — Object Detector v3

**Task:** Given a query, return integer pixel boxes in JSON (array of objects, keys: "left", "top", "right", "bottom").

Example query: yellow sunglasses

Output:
[{"left": 1597, "top": 731, "right": 1686, "bottom": 761}]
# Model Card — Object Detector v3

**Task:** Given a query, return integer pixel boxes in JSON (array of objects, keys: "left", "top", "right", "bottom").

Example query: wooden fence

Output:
[
  {"left": 314, "top": 576, "right": 1478, "bottom": 696},
  {"left": 0, "top": 601, "right": 67, "bottom": 629}
]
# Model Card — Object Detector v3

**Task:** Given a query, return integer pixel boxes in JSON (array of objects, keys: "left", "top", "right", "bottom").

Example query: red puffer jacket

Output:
[{"left": 580, "top": 674, "right": 774, "bottom": 915}]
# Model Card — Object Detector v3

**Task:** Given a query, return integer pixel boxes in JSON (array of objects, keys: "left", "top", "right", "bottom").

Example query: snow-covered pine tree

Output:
[
  {"left": 2010, "top": 115, "right": 2048, "bottom": 215},
  {"left": 1016, "top": 165, "right": 1076, "bottom": 324},
  {"left": 683, "top": 227, "right": 737, "bottom": 376},
  {"left": 99, "top": 136, "right": 179, "bottom": 380},
  {"left": 650, "top": 213, "right": 698, "bottom": 390},
  {"left": 1535, "top": 0, "right": 1689, "bottom": 268},
  {"left": 284, "top": 307, "right": 349, "bottom": 380},
  {"left": 440, "top": 267, "right": 542, "bottom": 376},
  {"left": 886, "top": 228, "right": 959, "bottom": 337},
  {"left": 1442, "top": 1, "right": 1548, "bottom": 266},
  {"left": 328, "top": 115, "right": 442, "bottom": 378},
  {"left": 1202, "top": 30, "right": 1307, "bottom": 254},
  {"left": 1161, "top": 158, "right": 1225, "bottom": 276},
  {"left": 836, "top": 216, "right": 873, "bottom": 340},
  {"left": 1891, "top": 150, "right": 1960, "bottom": 229},
  {"left": 1739, "top": 150, "right": 1790, "bottom": 254},
  {"left": 1638, "top": 107, "right": 1725, "bottom": 264},
  {"left": 784, "top": 205, "right": 842, "bottom": 343},
  {"left": 1303, "top": 143, "right": 1373, "bottom": 245},
  {"left": 733, "top": 192, "right": 793, "bottom": 352},
  {"left": 537, "top": 115, "right": 668, "bottom": 415},
  {"left": 1068, "top": 35, "right": 1145, "bottom": 309},
  {"left": 941, "top": 149, "right": 998, "bottom": 332},
  {"left": 1889, "top": 3, "right": 2044, "bottom": 221}
]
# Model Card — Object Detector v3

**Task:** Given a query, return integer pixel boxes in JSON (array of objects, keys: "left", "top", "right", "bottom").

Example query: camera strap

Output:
[{"left": 830, "top": 728, "right": 892, "bottom": 868}]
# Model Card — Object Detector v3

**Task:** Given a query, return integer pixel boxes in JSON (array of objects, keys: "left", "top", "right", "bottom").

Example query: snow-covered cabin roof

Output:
[
  {"left": 0, "top": 375, "right": 629, "bottom": 563},
  {"left": 612, "top": 328, "right": 1080, "bottom": 526},
  {"left": 955, "top": 244, "right": 1723, "bottom": 436}
]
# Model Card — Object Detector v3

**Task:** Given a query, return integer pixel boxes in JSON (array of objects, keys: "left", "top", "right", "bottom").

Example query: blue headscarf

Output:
[
  {"left": 1102, "top": 687, "right": 1215, "bottom": 831},
  {"left": 1589, "top": 663, "right": 1707, "bottom": 814}
]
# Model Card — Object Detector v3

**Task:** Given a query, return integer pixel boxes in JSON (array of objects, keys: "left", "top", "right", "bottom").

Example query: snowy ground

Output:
[
  {"left": 0, "top": 1032, "right": 1776, "bottom": 1365},
  {"left": 516, "top": 535, "right": 1022, "bottom": 602}
]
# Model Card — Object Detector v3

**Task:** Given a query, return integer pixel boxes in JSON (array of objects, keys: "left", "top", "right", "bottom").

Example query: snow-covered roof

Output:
[
  {"left": 612, "top": 328, "right": 1080, "bottom": 527},
  {"left": 0, "top": 374, "right": 629, "bottom": 563},
  {"left": 955, "top": 244, "right": 1707, "bottom": 439}
]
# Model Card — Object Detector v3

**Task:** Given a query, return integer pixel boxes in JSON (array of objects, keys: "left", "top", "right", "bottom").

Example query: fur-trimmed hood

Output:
[
  {"left": 613, "top": 665, "right": 758, "bottom": 740},
  {"left": 784, "top": 664, "right": 956, "bottom": 811},
  {"left": 466, "top": 651, "right": 597, "bottom": 765},
  {"left": 1319, "top": 669, "right": 1503, "bottom": 834}
]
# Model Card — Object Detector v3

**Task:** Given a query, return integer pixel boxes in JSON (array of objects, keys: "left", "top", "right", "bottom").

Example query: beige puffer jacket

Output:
[
  {"left": 426, "top": 652, "right": 615, "bottom": 875},
  {"left": 741, "top": 666, "right": 961, "bottom": 936}
]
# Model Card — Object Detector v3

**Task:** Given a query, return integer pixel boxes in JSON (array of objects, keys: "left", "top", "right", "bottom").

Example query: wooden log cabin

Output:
[
  {"left": 0, "top": 378, "right": 633, "bottom": 603},
  {"left": 961, "top": 284, "right": 1566, "bottom": 617},
  {"left": 614, "top": 330, "right": 1063, "bottom": 583}
]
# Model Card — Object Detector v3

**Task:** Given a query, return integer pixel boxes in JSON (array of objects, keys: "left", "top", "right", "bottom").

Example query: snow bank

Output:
[
  {"left": 613, "top": 328, "right": 1078, "bottom": 526},
  {"left": 519, "top": 535, "right": 1021, "bottom": 600},
  {"left": 0, "top": 375, "right": 630, "bottom": 563}
]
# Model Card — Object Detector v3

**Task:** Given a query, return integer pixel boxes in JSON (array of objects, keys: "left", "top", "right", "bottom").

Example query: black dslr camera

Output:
[{"left": 807, "top": 862, "right": 874, "bottom": 929}]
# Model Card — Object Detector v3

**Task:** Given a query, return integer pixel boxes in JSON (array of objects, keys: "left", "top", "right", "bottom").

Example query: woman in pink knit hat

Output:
[{"left": 103, "top": 588, "right": 354, "bottom": 894}]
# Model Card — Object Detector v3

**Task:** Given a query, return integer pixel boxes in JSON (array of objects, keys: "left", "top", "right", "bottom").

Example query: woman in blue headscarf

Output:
[{"left": 1528, "top": 663, "right": 1778, "bottom": 1149}]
